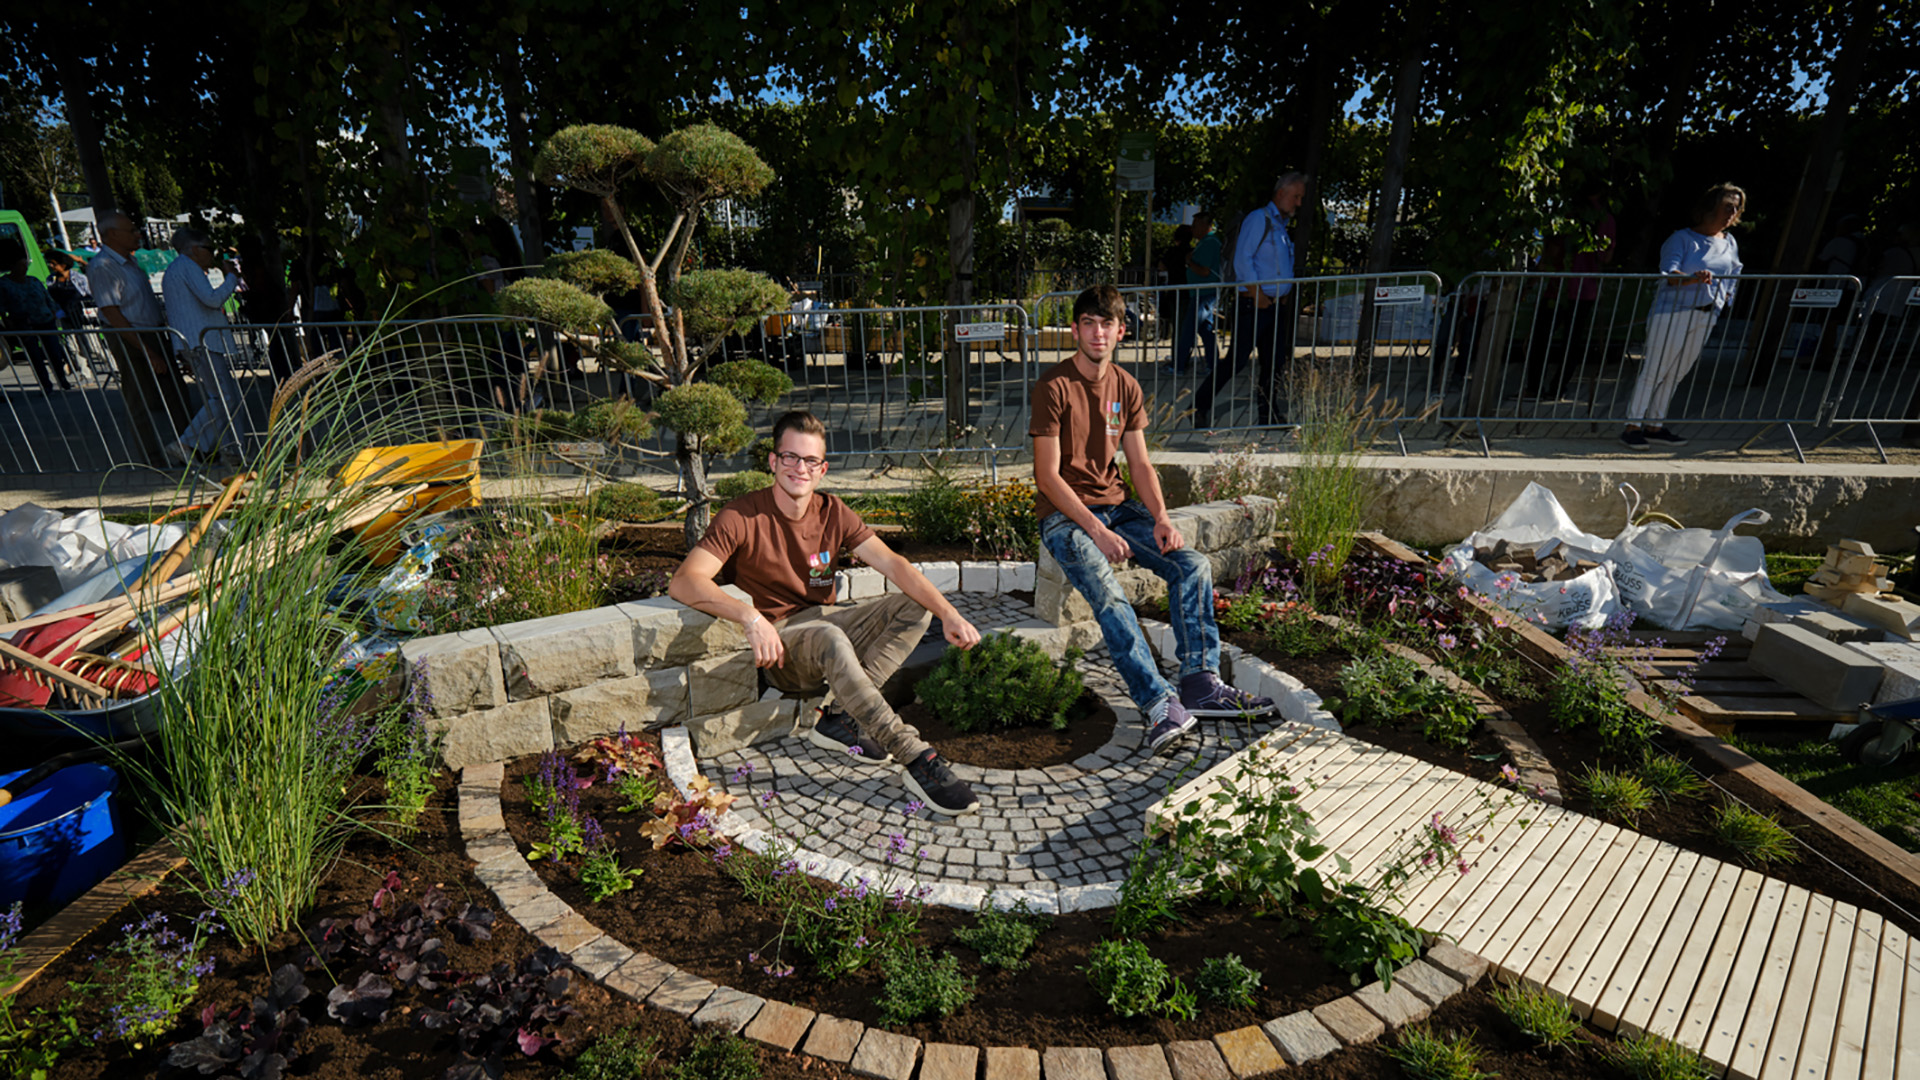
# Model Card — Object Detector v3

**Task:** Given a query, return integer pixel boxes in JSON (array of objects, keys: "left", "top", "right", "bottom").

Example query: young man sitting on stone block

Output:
[
  {"left": 1030, "top": 285, "right": 1278, "bottom": 754},
  {"left": 669, "top": 409, "right": 985, "bottom": 815}
]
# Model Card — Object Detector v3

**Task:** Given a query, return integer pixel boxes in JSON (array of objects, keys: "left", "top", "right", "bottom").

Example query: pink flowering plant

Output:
[{"left": 421, "top": 507, "right": 613, "bottom": 634}]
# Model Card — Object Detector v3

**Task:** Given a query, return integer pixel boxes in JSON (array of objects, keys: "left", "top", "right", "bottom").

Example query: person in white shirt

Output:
[
  {"left": 161, "top": 227, "right": 246, "bottom": 467},
  {"left": 86, "top": 210, "right": 193, "bottom": 463}
]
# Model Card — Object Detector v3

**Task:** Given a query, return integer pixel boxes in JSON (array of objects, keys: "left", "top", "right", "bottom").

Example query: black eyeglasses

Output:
[{"left": 773, "top": 451, "right": 827, "bottom": 471}]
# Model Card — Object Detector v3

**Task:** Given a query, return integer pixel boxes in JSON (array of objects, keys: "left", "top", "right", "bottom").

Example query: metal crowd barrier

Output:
[
  {"left": 1823, "top": 276, "right": 1920, "bottom": 461},
  {"left": 1436, "top": 271, "right": 1862, "bottom": 457},
  {"left": 0, "top": 324, "right": 195, "bottom": 475},
  {"left": 1031, "top": 272, "right": 1446, "bottom": 452}
]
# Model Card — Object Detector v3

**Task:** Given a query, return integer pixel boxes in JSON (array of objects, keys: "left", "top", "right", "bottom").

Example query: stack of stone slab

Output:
[
  {"left": 1801, "top": 539, "right": 1896, "bottom": 605},
  {"left": 1033, "top": 496, "right": 1278, "bottom": 628},
  {"left": 1744, "top": 591, "right": 1920, "bottom": 711}
]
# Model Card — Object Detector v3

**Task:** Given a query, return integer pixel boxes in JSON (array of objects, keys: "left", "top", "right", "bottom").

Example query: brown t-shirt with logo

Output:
[
  {"left": 1028, "top": 357, "right": 1147, "bottom": 521},
  {"left": 695, "top": 487, "right": 876, "bottom": 621}
]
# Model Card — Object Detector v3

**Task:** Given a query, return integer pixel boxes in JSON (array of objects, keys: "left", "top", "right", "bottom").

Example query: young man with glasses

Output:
[
  {"left": 669, "top": 410, "right": 985, "bottom": 815},
  {"left": 1032, "top": 285, "right": 1278, "bottom": 755}
]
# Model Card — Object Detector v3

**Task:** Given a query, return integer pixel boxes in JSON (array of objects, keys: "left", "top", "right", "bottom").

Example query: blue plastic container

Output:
[{"left": 0, "top": 764, "right": 125, "bottom": 909}]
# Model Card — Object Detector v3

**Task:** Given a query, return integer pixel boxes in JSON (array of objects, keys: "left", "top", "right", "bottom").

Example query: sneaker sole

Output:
[
  {"left": 1183, "top": 702, "right": 1281, "bottom": 719},
  {"left": 1148, "top": 719, "right": 1199, "bottom": 755},
  {"left": 900, "top": 767, "right": 979, "bottom": 815},
  {"left": 806, "top": 726, "right": 894, "bottom": 766}
]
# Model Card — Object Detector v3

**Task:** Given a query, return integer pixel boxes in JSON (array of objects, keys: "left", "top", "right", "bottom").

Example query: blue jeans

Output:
[
  {"left": 1040, "top": 501, "right": 1219, "bottom": 712},
  {"left": 1173, "top": 289, "right": 1218, "bottom": 374}
]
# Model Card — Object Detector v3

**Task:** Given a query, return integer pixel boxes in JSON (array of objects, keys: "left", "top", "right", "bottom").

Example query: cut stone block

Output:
[
  {"left": 646, "top": 969, "right": 716, "bottom": 1018},
  {"left": 1846, "top": 641, "right": 1920, "bottom": 705},
  {"left": 1423, "top": 941, "right": 1490, "bottom": 987},
  {"left": 533, "top": 911, "right": 603, "bottom": 953},
  {"left": 837, "top": 566, "right": 886, "bottom": 601},
  {"left": 1749, "top": 623, "right": 1885, "bottom": 711},
  {"left": 1212, "top": 1025, "right": 1287, "bottom": 1077},
  {"left": 435, "top": 698, "right": 553, "bottom": 771},
  {"left": 1789, "top": 609, "right": 1886, "bottom": 644},
  {"left": 961, "top": 560, "right": 999, "bottom": 592},
  {"left": 1002, "top": 561, "right": 1036, "bottom": 592},
  {"left": 402, "top": 628, "right": 505, "bottom": 716},
  {"left": 566, "top": 934, "right": 632, "bottom": 980},
  {"left": 687, "top": 699, "right": 796, "bottom": 756},
  {"left": 1105, "top": 1044, "right": 1173, "bottom": 1080},
  {"left": 690, "top": 649, "right": 760, "bottom": 716},
  {"left": 1353, "top": 978, "right": 1432, "bottom": 1029},
  {"left": 1264, "top": 1010, "right": 1342, "bottom": 1064},
  {"left": 496, "top": 608, "right": 637, "bottom": 699},
  {"left": 603, "top": 952, "right": 675, "bottom": 1000},
  {"left": 550, "top": 666, "right": 689, "bottom": 744},
  {"left": 0, "top": 565, "right": 60, "bottom": 622},
  {"left": 1392, "top": 960, "right": 1465, "bottom": 1007},
  {"left": 920, "top": 1043, "right": 979, "bottom": 1080},
  {"left": 1312, "top": 995, "right": 1386, "bottom": 1044},
  {"left": 850, "top": 1027, "right": 921, "bottom": 1080},
  {"left": 691, "top": 986, "right": 764, "bottom": 1032},
  {"left": 625, "top": 598, "right": 747, "bottom": 664},
  {"left": 1040, "top": 1046, "right": 1103, "bottom": 1080},
  {"left": 921, "top": 561, "right": 960, "bottom": 592},
  {"left": 984, "top": 1046, "right": 1041, "bottom": 1080},
  {"left": 1843, "top": 592, "right": 1920, "bottom": 641},
  {"left": 1164, "top": 1040, "right": 1232, "bottom": 1080},
  {"left": 802, "top": 1014, "right": 865, "bottom": 1064},
  {"left": 742, "top": 999, "right": 815, "bottom": 1051}
]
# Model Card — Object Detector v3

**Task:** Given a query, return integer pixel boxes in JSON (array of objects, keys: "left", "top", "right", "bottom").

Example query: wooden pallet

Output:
[{"left": 1603, "top": 630, "right": 1855, "bottom": 736}]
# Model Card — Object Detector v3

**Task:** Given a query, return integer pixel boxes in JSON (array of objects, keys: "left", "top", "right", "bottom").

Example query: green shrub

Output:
[
  {"left": 1084, "top": 939, "right": 1177, "bottom": 1019},
  {"left": 543, "top": 249, "right": 643, "bottom": 297},
  {"left": 714, "top": 470, "right": 775, "bottom": 502},
  {"left": 1332, "top": 654, "right": 1480, "bottom": 748},
  {"left": 952, "top": 896, "right": 1050, "bottom": 971},
  {"left": 1576, "top": 766, "right": 1654, "bottom": 827},
  {"left": 1264, "top": 604, "right": 1328, "bottom": 658},
  {"left": 655, "top": 381, "right": 753, "bottom": 454},
  {"left": 1548, "top": 659, "right": 1655, "bottom": 756},
  {"left": 1612, "top": 1033, "right": 1713, "bottom": 1080},
  {"left": 1196, "top": 954, "right": 1262, "bottom": 1010},
  {"left": 876, "top": 946, "right": 975, "bottom": 1025},
  {"left": 901, "top": 470, "right": 1039, "bottom": 558},
  {"left": 1314, "top": 893, "right": 1426, "bottom": 989},
  {"left": 569, "top": 1027, "right": 658, "bottom": 1079},
  {"left": 496, "top": 277, "right": 614, "bottom": 333},
  {"left": 589, "top": 482, "right": 669, "bottom": 523},
  {"left": 914, "top": 632, "right": 1086, "bottom": 732},
  {"left": 1709, "top": 803, "right": 1800, "bottom": 866},
  {"left": 669, "top": 269, "right": 790, "bottom": 347},
  {"left": 1490, "top": 980, "right": 1581, "bottom": 1049},
  {"left": 1110, "top": 844, "right": 1190, "bottom": 938},
  {"left": 1386, "top": 1026, "right": 1494, "bottom": 1080},
  {"left": 707, "top": 358, "right": 794, "bottom": 404},
  {"left": 669, "top": 1031, "right": 760, "bottom": 1080}
]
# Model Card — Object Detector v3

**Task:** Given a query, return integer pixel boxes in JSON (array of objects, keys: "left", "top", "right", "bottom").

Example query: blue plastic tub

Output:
[{"left": 0, "top": 764, "right": 125, "bottom": 909}]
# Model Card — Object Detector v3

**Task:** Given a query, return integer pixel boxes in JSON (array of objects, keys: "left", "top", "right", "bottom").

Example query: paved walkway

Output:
[{"left": 1159, "top": 724, "right": 1920, "bottom": 1080}]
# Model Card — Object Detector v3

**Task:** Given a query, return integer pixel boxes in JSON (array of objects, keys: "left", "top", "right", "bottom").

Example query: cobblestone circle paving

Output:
[{"left": 690, "top": 593, "right": 1310, "bottom": 911}]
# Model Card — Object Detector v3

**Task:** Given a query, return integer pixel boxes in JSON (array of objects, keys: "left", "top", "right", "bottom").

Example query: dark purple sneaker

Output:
[
  {"left": 808, "top": 706, "right": 893, "bottom": 765},
  {"left": 1180, "top": 672, "right": 1278, "bottom": 718},
  {"left": 1146, "top": 696, "right": 1198, "bottom": 754}
]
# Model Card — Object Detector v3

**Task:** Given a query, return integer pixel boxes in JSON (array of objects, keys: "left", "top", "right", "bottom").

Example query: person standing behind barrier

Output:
[
  {"left": 0, "top": 241, "right": 73, "bottom": 393},
  {"left": 1193, "top": 173, "right": 1305, "bottom": 428},
  {"left": 1175, "top": 212, "right": 1222, "bottom": 377},
  {"left": 43, "top": 253, "right": 95, "bottom": 384},
  {"left": 1159, "top": 223, "right": 1191, "bottom": 368},
  {"left": 88, "top": 211, "right": 193, "bottom": 464},
  {"left": 161, "top": 228, "right": 247, "bottom": 468},
  {"left": 1622, "top": 183, "right": 1745, "bottom": 451}
]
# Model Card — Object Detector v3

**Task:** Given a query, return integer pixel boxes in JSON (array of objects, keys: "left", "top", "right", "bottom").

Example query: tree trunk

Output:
[
  {"left": 680, "top": 433, "right": 711, "bottom": 549},
  {"left": 50, "top": 40, "right": 115, "bottom": 221},
  {"left": 945, "top": 114, "right": 978, "bottom": 442},
  {"left": 502, "top": 41, "right": 545, "bottom": 266},
  {"left": 1295, "top": 32, "right": 1337, "bottom": 273},
  {"left": 1367, "top": 45, "right": 1426, "bottom": 276}
]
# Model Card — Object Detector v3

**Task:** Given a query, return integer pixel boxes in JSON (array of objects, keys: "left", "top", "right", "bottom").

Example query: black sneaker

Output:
[
  {"left": 1620, "top": 429, "right": 1650, "bottom": 451},
  {"left": 1146, "top": 696, "right": 1198, "bottom": 755},
  {"left": 902, "top": 750, "right": 979, "bottom": 816},
  {"left": 1641, "top": 427, "right": 1688, "bottom": 446},
  {"left": 1180, "top": 672, "right": 1279, "bottom": 718},
  {"left": 808, "top": 707, "right": 893, "bottom": 765}
]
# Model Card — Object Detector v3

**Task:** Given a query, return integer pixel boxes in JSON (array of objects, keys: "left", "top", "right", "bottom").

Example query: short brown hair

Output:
[
  {"left": 1693, "top": 183, "right": 1746, "bottom": 226},
  {"left": 1072, "top": 284, "right": 1125, "bottom": 322},
  {"left": 771, "top": 409, "right": 826, "bottom": 448}
]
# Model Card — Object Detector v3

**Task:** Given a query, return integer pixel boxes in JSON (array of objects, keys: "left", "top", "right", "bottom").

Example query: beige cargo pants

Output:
[{"left": 765, "top": 592, "right": 934, "bottom": 763}]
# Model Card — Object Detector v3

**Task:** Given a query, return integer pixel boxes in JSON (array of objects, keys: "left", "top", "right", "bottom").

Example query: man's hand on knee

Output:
[
  {"left": 748, "top": 617, "right": 785, "bottom": 668},
  {"left": 1092, "top": 524, "right": 1132, "bottom": 563},
  {"left": 1153, "top": 518, "right": 1185, "bottom": 554}
]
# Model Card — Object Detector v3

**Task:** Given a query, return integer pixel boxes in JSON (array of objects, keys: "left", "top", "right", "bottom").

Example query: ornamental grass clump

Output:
[
  {"left": 1386, "top": 1025, "right": 1495, "bottom": 1080},
  {"left": 1491, "top": 980, "right": 1582, "bottom": 1049},
  {"left": 1709, "top": 802, "right": 1800, "bottom": 866},
  {"left": 914, "top": 631, "right": 1086, "bottom": 732}
]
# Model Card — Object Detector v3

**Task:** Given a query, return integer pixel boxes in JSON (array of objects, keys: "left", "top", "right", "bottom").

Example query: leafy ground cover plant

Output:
[
  {"left": 578, "top": 818, "right": 642, "bottom": 901},
  {"left": 914, "top": 631, "right": 1086, "bottom": 732},
  {"left": 876, "top": 946, "right": 976, "bottom": 1024},
  {"left": 1576, "top": 766, "right": 1655, "bottom": 826},
  {"left": 1331, "top": 654, "right": 1481, "bottom": 748},
  {"left": 1110, "top": 843, "right": 1191, "bottom": 938},
  {"left": 667, "top": 1030, "right": 760, "bottom": 1080},
  {"left": 78, "top": 907, "right": 226, "bottom": 1047},
  {"left": 951, "top": 895, "right": 1051, "bottom": 970},
  {"left": 1, "top": 902, "right": 86, "bottom": 1078},
  {"left": 1196, "top": 953, "right": 1262, "bottom": 1009},
  {"left": 306, "top": 871, "right": 496, "bottom": 1006},
  {"left": 1386, "top": 1025, "right": 1495, "bottom": 1080},
  {"left": 377, "top": 661, "right": 441, "bottom": 832},
  {"left": 1490, "top": 979, "right": 1582, "bottom": 1049},
  {"left": 567, "top": 1026, "right": 658, "bottom": 1080},
  {"left": 417, "top": 945, "right": 577, "bottom": 1080},
  {"left": 1162, "top": 740, "right": 1328, "bottom": 916},
  {"left": 1709, "top": 803, "right": 1801, "bottom": 866},
  {"left": 1611, "top": 1033, "right": 1714, "bottom": 1080},
  {"left": 163, "top": 962, "right": 310, "bottom": 1080},
  {"left": 1083, "top": 938, "right": 1192, "bottom": 1019},
  {"left": 1635, "top": 751, "right": 1709, "bottom": 803}
]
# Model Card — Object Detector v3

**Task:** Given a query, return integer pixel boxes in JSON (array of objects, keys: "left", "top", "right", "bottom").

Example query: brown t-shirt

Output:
[
  {"left": 694, "top": 487, "right": 876, "bottom": 621},
  {"left": 1028, "top": 357, "right": 1147, "bottom": 521}
]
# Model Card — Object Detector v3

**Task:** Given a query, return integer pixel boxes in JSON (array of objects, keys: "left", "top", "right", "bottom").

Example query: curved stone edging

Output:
[{"left": 457, "top": 759, "right": 1493, "bottom": 1079}]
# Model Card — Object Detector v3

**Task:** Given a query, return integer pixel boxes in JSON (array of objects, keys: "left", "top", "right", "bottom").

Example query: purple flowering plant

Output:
[{"left": 75, "top": 906, "right": 228, "bottom": 1047}]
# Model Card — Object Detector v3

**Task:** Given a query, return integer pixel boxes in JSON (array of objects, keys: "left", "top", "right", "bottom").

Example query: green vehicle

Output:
[{"left": 0, "top": 209, "right": 51, "bottom": 281}]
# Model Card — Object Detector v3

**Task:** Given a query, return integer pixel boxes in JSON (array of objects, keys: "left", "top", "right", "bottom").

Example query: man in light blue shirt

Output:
[{"left": 1194, "top": 173, "right": 1305, "bottom": 428}]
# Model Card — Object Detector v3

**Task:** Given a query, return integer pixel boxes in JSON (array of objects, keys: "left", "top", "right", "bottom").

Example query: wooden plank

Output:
[
  {"left": 1311, "top": 765, "right": 1480, "bottom": 878},
  {"left": 1896, "top": 931, "right": 1920, "bottom": 1080},
  {"left": 1475, "top": 814, "right": 1609, "bottom": 974},
  {"left": 1545, "top": 840, "right": 1681, "bottom": 1011},
  {"left": 1858, "top": 918, "right": 1907, "bottom": 1080},
  {"left": 1742, "top": 891, "right": 1832, "bottom": 1080},
  {"left": 1825, "top": 908, "right": 1884, "bottom": 1080},
  {"left": 1618, "top": 858, "right": 1743, "bottom": 1039},
  {"left": 1782, "top": 900, "right": 1861, "bottom": 1080},
  {"left": 1682, "top": 695, "right": 1856, "bottom": 723},
  {"left": 1397, "top": 788, "right": 1553, "bottom": 931},
  {"left": 1495, "top": 821, "right": 1632, "bottom": 983},
  {"left": 1522, "top": 833, "right": 1664, "bottom": 992},
  {"left": 1662, "top": 868, "right": 1770, "bottom": 1045},
  {"left": 1386, "top": 782, "right": 1524, "bottom": 929},
  {"left": 1575, "top": 848, "right": 1701, "bottom": 1027},
  {"left": 1444, "top": 803, "right": 1578, "bottom": 954},
  {"left": 1706, "top": 881, "right": 1804, "bottom": 1075},
  {"left": 1298, "top": 756, "right": 1439, "bottom": 842}
]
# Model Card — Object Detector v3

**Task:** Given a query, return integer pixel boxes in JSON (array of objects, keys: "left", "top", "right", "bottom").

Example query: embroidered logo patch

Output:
[
  {"left": 806, "top": 550, "right": 834, "bottom": 589},
  {"left": 1104, "top": 399, "right": 1123, "bottom": 436}
]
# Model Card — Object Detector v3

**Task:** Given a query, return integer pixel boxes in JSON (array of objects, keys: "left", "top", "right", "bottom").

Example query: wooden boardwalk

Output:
[{"left": 1150, "top": 724, "right": 1919, "bottom": 1079}]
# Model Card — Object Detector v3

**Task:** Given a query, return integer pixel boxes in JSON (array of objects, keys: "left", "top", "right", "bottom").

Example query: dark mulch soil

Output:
[
  {"left": 1224, "top": 627, "right": 1920, "bottom": 942},
  {"left": 893, "top": 691, "right": 1117, "bottom": 771}
]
